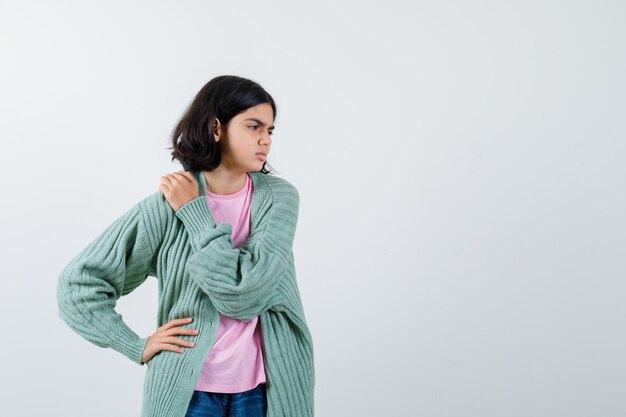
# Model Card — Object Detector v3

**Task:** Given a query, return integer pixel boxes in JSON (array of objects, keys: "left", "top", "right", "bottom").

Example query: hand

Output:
[
  {"left": 141, "top": 317, "right": 199, "bottom": 364},
  {"left": 159, "top": 171, "right": 199, "bottom": 212}
]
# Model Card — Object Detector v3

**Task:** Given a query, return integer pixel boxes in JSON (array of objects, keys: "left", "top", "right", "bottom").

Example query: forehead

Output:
[{"left": 235, "top": 103, "right": 274, "bottom": 125}]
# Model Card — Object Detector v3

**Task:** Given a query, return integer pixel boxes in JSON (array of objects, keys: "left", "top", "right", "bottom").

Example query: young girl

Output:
[{"left": 57, "top": 75, "right": 315, "bottom": 417}]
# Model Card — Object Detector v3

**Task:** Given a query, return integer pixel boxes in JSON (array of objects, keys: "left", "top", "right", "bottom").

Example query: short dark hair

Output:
[{"left": 168, "top": 75, "right": 277, "bottom": 174}]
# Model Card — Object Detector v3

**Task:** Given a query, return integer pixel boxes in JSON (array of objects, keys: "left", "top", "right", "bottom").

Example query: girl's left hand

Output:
[{"left": 159, "top": 171, "right": 199, "bottom": 212}]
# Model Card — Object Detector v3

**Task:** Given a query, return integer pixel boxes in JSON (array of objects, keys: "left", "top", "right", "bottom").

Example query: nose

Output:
[{"left": 260, "top": 133, "right": 271, "bottom": 146}]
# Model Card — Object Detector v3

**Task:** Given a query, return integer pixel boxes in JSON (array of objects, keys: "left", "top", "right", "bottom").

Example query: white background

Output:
[{"left": 1, "top": 1, "right": 625, "bottom": 416}]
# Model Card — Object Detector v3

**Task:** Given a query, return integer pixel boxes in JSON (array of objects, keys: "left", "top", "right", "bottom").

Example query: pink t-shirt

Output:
[{"left": 194, "top": 172, "right": 267, "bottom": 393}]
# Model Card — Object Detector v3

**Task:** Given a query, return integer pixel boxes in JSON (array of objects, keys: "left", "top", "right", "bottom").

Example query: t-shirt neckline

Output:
[{"left": 206, "top": 173, "right": 250, "bottom": 200}]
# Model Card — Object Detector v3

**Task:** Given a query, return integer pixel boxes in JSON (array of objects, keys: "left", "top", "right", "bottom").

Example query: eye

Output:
[{"left": 249, "top": 125, "right": 274, "bottom": 136}]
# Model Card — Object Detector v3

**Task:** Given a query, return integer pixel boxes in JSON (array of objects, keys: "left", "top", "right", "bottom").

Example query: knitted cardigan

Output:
[{"left": 56, "top": 170, "right": 315, "bottom": 417}]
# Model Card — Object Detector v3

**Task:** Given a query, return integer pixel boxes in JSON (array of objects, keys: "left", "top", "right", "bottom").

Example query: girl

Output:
[{"left": 57, "top": 75, "right": 315, "bottom": 417}]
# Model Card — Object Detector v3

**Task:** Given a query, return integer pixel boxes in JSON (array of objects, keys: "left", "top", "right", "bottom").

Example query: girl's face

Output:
[{"left": 215, "top": 103, "right": 274, "bottom": 172}]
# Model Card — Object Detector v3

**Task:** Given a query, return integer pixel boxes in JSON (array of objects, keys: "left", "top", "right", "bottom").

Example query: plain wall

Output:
[{"left": 1, "top": 0, "right": 625, "bottom": 416}]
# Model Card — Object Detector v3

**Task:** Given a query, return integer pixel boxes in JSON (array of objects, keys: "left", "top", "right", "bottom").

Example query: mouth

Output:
[{"left": 255, "top": 152, "right": 267, "bottom": 161}]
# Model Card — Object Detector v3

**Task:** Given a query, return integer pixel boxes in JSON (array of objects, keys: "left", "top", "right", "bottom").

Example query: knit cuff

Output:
[
  {"left": 175, "top": 195, "right": 217, "bottom": 235},
  {"left": 175, "top": 196, "right": 233, "bottom": 251},
  {"left": 110, "top": 329, "right": 151, "bottom": 366}
]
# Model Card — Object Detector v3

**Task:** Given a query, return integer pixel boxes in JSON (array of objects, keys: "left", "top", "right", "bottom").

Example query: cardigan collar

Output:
[{"left": 193, "top": 170, "right": 268, "bottom": 198}]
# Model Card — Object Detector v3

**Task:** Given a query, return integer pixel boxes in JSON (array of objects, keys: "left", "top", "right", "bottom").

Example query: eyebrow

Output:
[{"left": 244, "top": 118, "right": 275, "bottom": 129}]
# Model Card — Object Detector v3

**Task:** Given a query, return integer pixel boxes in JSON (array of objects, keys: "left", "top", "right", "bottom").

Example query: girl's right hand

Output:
[{"left": 141, "top": 317, "right": 199, "bottom": 364}]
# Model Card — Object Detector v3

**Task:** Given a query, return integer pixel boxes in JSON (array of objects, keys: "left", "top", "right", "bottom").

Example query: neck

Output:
[{"left": 203, "top": 167, "right": 248, "bottom": 196}]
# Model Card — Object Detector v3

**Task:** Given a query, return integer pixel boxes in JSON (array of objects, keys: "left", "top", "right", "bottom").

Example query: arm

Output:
[
  {"left": 56, "top": 199, "right": 156, "bottom": 366},
  {"left": 174, "top": 185, "right": 299, "bottom": 320}
]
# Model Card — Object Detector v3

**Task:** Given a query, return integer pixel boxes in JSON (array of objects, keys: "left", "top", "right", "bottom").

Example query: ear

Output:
[{"left": 213, "top": 117, "right": 222, "bottom": 142}]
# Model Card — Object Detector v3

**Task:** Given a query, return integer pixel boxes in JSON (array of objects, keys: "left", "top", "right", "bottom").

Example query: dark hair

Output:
[{"left": 168, "top": 75, "right": 277, "bottom": 174}]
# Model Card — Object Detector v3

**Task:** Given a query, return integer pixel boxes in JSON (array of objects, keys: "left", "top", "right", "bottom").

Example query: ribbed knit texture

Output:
[{"left": 56, "top": 170, "right": 315, "bottom": 417}]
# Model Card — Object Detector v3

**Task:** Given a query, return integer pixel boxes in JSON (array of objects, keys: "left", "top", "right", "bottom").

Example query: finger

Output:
[
  {"left": 168, "top": 172, "right": 189, "bottom": 184},
  {"left": 161, "top": 343, "right": 186, "bottom": 354},
  {"left": 166, "top": 326, "right": 199, "bottom": 336},
  {"left": 171, "top": 171, "right": 193, "bottom": 183},
  {"left": 165, "top": 173, "right": 181, "bottom": 183},
  {"left": 180, "top": 171, "right": 197, "bottom": 182},
  {"left": 161, "top": 317, "right": 193, "bottom": 330},
  {"left": 161, "top": 175, "right": 174, "bottom": 184},
  {"left": 163, "top": 336, "right": 196, "bottom": 347}
]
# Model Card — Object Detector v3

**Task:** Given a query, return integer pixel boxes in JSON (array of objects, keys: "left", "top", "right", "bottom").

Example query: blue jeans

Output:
[{"left": 184, "top": 383, "right": 267, "bottom": 417}]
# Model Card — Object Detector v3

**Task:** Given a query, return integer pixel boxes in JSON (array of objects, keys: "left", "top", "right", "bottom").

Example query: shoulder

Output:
[
  {"left": 258, "top": 173, "right": 300, "bottom": 204},
  {"left": 255, "top": 174, "right": 301, "bottom": 238},
  {"left": 137, "top": 190, "right": 173, "bottom": 217},
  {"left": 134, "top": 190, "right": 176, "bottom": 245}
]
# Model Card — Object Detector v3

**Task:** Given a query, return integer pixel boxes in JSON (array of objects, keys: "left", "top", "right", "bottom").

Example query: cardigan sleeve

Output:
[
  {"left": 56, "top": 200, "right": 155, "bottom": 366},
  {"left": 174, "top": 185, "right": 299, "bottom": 321}
]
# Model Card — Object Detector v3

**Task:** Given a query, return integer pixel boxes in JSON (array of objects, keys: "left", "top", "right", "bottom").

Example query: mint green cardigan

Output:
[{"left": 56, "top": 170, "right": 315, "bottom": 417}]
